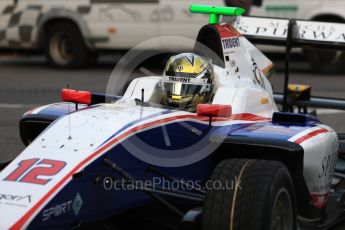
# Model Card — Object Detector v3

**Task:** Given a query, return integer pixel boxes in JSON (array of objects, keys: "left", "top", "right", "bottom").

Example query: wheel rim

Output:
[
  {"left": 271, "top": 188, "right": 294, "bottom": 230},
  {"left": 49, "top": 32, "right": 74, "bottom": 65}
]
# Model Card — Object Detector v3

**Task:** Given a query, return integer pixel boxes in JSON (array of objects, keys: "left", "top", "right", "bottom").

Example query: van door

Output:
[
  {"left": 157, "top": 0, "right": 224, "bottom": 46},
  {"left": 251, "top": 0, "right": 303, "bottom": 19},
  {"left": 0, "top": 0, "right": 16, "bottom": 46},
  {"left": 89, "top": 0, "right": 160, "bottom": 49}
]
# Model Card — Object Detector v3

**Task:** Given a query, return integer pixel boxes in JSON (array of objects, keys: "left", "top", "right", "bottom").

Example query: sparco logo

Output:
[{"left": 0, "top": 194, "right": 32, "bottom": 203}]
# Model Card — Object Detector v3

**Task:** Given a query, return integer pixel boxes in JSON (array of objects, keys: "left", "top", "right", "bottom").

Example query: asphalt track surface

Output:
[{"left": 0, "top": 53, "right": 345, "bottom": 229}]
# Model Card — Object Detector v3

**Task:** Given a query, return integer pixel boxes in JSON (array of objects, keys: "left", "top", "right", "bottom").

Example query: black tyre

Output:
[
  {"left": 44, "top": 22, "right": 97, "bottom": 68},
  {"left": 202, "top": 159, "right": 297, "bottom": 230}
]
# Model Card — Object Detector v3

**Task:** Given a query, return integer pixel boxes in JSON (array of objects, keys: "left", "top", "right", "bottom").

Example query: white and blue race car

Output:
[{"left": 1, "top": 4, "right": 345, "bottom": 230}]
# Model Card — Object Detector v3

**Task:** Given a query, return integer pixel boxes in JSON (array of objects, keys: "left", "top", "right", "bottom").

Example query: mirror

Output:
[
  {"left": 61, "top": 89, "right": 91, "bottom": 105},
  {"left": 197, "top": 104, "right": 232, "bottom": 118}
]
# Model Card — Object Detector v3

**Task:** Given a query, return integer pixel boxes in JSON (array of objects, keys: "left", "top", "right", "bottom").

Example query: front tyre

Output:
[
  {"left": 202, "top": 159, "right": 297, "bottom": 230},
  {"left": 45, "top": 22, "right": 97, "bottom": 68}
]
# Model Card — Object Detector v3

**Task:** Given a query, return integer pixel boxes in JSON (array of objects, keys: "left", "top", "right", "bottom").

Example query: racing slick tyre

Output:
[
  {"left": 202, "top": 159, "right": 297, "bottom": 230},
  {"left": 44, "top": 22, "right": 98, "bottom": 68}
]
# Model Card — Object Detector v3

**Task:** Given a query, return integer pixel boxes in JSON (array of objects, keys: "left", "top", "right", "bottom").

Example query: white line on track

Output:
[{"left": 316, "top": 109, "right": 345, "bottom": 115}]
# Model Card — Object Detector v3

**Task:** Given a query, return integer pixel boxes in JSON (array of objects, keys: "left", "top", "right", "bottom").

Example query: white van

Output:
[
  {"left": 0, "top": 0, "right": 343, "bottom": 69},
  {"left": 0, "top": 0, "right": 218, "bottom": 67}
]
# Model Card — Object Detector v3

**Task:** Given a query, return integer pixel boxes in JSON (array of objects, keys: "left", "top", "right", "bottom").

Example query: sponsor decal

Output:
[
  {"left": 0, "top": 194, "right": 32, "bottom": 208},
  {"left": 319, "top": 153, "right": 337, "bottom": 180},
  {"left": 72, "top": 193, "right": 83, "bottom": 216},
  {"left": 42, "top": 200, "right": 72, "bottom": 221},
  {"left": 222, "top": 37, "right": 240, "bottom": 50},
  {"left": 310, "top": 153, "right": 337, "bottom": 194},
  {"left": 42, "top": 193, "right": 83, "bottom": 221},
  {"left": 168, "top": 77, "right": 191, "bottom": 83},
  {"left": 164, "top": 76, "right": 208, "bottom": 84},
  {"left": 235, "top": 17, "right": 345, "bottom": 43}
]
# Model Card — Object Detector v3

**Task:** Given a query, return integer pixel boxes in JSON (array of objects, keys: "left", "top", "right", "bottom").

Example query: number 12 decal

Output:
[{"left": 4, "top": 158, "right": 66, "bottom": 185}]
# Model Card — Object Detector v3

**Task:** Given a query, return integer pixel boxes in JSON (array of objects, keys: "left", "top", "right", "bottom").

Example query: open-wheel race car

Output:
[{"left": 1, "top": 4, "right": 345, "bottom": 230}]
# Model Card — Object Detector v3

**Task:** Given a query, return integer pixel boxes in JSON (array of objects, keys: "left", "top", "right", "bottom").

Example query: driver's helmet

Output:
[{"left": 161, "top": 53, "right": 215, "bottom": 111}]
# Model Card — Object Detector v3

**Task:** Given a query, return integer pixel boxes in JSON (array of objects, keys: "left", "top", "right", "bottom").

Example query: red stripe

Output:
[
  {"left": 215, "top": 24, "right": 241, "bottom": 38},
  {"left": 231, "top": 113, "right": 270, "bottom": 121},
  {"left": 311, "top": 193, "right": 329, "bottom": 209},
  {"left": 10, "top": 113, "right": 269, "bottom": 229},
  {"left": 294, "top": 128, "right": 328, "bottom": 145}
]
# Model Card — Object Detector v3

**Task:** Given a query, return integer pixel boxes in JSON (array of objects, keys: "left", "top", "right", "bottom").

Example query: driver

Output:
[{"left": 161, "top": 53, "right": 215, "bottom": 112}]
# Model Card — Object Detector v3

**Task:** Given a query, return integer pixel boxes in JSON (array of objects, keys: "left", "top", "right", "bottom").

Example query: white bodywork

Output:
[{"left": 0, "top": 15, "right": 340, "bottom": 229}]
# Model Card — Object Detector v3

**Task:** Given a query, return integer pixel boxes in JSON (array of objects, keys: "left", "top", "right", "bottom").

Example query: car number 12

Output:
[{"left": 4, "top": 158, "right": 66, "bottom": 185}]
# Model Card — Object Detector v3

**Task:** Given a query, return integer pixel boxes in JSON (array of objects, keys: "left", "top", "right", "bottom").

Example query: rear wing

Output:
[
  {"left": 231, "top": 16, "right": 345, "bottom": 112},
  {"left": 232, "top": 16, "right": 345, "bottom": 50}
]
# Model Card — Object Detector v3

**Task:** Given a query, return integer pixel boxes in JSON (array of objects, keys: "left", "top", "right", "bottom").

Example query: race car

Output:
[{"left": 1, "top": 4, "right": 345, "bottom": 230}]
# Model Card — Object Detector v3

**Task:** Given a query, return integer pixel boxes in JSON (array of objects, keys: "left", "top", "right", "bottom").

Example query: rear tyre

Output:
[
  {"left": 202, "top": 159, "right": 297, "bottom": 230},
  {"left": 44, "top": 22, "right": 98, "bottom": 68}
]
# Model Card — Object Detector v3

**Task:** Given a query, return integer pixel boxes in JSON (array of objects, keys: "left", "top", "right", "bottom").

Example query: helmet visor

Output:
[
  {"left": 163, "top": 83, "right": 202, "bottom": 97},
  {"left": 162, "top": 76, "right": 211, "bottom": 98}
]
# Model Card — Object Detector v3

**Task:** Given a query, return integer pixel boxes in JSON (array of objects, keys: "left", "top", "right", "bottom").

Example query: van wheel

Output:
[
  {"left": 45, "top": 22, "right": 97, "bottom": 68},
  {"left": 202, "top": 159, "right": 297, "bottom": 230}
]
